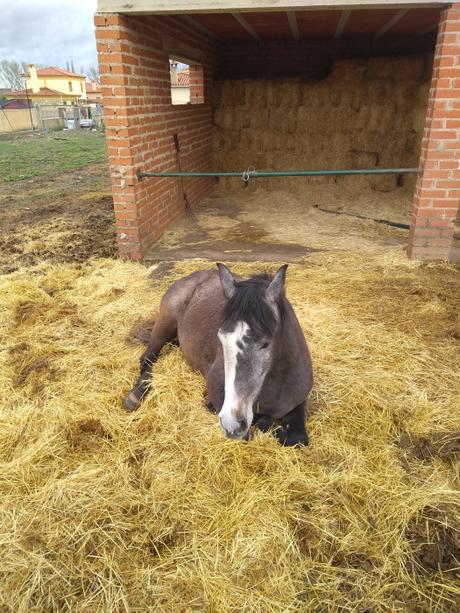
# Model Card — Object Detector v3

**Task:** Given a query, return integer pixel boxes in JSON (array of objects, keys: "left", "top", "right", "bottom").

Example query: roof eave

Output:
[{"left": 96, "top": 0, "right": 447, "bottom": 15}]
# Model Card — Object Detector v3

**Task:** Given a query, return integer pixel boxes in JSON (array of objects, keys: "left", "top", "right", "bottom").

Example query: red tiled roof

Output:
[
  {"left": 173, "top": 69, "right": 190, "bottom": 87},
  {"left": 36, "top": 67, "right": 86, "bottom": 78},
  {"left": 9, "top": 87, "right": 81, "bottom": 98},
  {"left": 21, "top": 66, "right": 86, "bottom": 78}
]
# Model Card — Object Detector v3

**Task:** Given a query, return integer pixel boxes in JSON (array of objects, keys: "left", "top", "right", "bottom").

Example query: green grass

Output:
[{"left": 0, "top": 131, "right": 108, "bottom": 182}]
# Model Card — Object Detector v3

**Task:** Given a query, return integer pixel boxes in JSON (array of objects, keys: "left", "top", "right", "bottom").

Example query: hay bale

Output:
[{"left": 212, "top": 54, "right": 432, "bottom": 195}]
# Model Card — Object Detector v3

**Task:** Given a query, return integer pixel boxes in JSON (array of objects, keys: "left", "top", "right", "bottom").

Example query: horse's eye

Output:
[{"left": 261, "top": 342, "right": 270, "bottom": 349}]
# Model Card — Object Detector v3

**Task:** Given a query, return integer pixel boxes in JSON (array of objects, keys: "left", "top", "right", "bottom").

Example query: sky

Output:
[{"left": 0, "top": 0, "right": 99, "bottom": 72}]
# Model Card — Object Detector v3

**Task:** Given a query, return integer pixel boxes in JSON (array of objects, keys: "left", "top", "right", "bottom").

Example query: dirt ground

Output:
[{"left": 0, "top": 131, "right": 115, "bottom": 274}]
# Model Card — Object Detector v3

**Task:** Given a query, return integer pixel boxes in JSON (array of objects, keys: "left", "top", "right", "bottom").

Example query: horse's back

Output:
[{"left": 161, "top": 269, "right": 225, "bottom": 373}]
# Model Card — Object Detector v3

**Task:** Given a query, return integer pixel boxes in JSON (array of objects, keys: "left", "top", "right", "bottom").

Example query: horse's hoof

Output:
[
  {"left": 124, "top": 392, "right": 140, "bottom": 412},
  {"left": 275, "top": 428, "right": 309, "bottom": 447},
  {"left": 253, "top": 415, "right": 276, "bottom": 433}
]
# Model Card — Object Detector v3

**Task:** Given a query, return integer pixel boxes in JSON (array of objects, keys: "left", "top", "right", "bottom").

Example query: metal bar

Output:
[{"left": 137, "top": 168, "right": 419, "bottom": 179}]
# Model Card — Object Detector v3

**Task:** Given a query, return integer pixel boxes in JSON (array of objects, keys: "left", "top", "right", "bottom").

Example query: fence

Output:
[
  {"left": 0, "top": 104, "right": 103, "bottom": 133},
  {"left": 0, "top": 108, "right": 38, "bottom": 133},
  {"left": 37, "top": 106, "right": 66, "bottom": 131}
]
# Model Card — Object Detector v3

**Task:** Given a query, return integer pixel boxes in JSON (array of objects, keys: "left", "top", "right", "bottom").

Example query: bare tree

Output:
[
  {"left": 87, "top": 65, "right": 100, "bottom": 84},
  {"left": 0, "top": 59, "right": 28, "bottom": 90}
]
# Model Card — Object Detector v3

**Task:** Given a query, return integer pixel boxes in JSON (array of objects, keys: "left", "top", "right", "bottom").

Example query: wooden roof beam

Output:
[
  {"left": 334, "top": 10, "right": 351, "bottom": 39},
  {"left": 375, "top": 8, "right": 409, "bottom": 38},
  {"left": 232, "top": 12, "right": 261, "bottom": 41},
  {"left": 181, "top": 15, "right": 218, "bottom": 39},
  {"left": 287, "top": 11, "right": 300, "bottom": 42},
  {"left": 418, "top": 22, "right": 439, "bottom": 36},
  {"left": 97, "top": 2, "right": 446, "bottom": 16}
]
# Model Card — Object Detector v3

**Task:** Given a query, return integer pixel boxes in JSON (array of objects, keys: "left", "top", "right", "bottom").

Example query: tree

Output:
[
  {"left": 0, "top": 59, "right": 29, "bottom": 90},
  {"left": 87, "top": 65, "right": 100, "bottom": 84}
]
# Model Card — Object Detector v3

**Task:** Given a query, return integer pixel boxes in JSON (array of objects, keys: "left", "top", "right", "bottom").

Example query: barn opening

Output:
[{"left": 95, "top": 2, "right": 460, "bottom": 262}]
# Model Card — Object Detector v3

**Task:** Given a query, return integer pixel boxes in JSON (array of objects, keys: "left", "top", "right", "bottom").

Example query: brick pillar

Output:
[
  {"left": 189, "top": 65, "right": 205, "bottom": 104},
  {"left": 95, "top": 13, "right": 215, "bottom": 261},
  {"left": 408, "top": 3, "right": 460, "bottom": 260},
  {"left": 95, "top": 13, "right": 144, "bottom": 260}
]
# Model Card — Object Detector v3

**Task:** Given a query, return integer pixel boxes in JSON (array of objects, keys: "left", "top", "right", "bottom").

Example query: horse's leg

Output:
[
  {"left": 124, "top": 313, "right": 177, "bottom": 411},
  {"left": 204, "top": 394, "right": 217, "bottom": 413},
  {"left": 204, "top": 359, "right": 224, "bottom": 415},
  {"left": 253, "top": 413, "right": 276, "bottom": 432},
  {"left": 275, "top": 400, "right": 308, "bottom": 447}
]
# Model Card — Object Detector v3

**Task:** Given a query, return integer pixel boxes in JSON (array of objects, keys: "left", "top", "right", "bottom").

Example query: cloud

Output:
[{"left": 0, "top": 0, "right": 98, "bottom": 71}]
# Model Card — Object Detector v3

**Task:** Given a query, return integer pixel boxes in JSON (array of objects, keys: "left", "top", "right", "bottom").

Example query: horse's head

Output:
[{"left": 216, "top": 263, "right": 288, "bottom": 440}]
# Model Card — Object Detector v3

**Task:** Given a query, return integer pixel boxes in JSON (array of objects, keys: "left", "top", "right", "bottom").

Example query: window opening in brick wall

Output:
[
  {"left": 170, "top": 60, "right": 191, "bottom": 105},
  {"left": 169, "top": 57, "right": 204, "bottom": 105}
]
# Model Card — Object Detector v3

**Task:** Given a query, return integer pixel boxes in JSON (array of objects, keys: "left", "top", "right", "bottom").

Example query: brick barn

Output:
[{"left": 95, "top": 1, "right": 460, "bottom": 262}]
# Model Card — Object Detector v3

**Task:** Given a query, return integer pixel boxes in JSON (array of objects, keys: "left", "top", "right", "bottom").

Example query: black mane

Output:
[{"left": 221, "top": 274, "right": 284, "bottom": 337}]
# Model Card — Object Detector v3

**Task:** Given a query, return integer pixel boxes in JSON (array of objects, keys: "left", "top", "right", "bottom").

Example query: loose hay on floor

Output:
[{"left": 0, "top": 252, "right": 459, "bottom": 612}]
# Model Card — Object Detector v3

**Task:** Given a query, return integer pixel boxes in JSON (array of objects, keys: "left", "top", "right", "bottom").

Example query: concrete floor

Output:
[
  {"left": 145, "top": 182, "right": 460, "bottom": 264},
  {"left": 145, "top": 183, "right": 415, "bottom": 264}
]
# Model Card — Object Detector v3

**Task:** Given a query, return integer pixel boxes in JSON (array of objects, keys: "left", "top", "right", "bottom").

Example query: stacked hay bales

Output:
[
  {"left": 1, "top": 251, "right": 459, "bottom": 611},
  {"left": 213, "top": 55, "right": 432, "bottom": 193}
]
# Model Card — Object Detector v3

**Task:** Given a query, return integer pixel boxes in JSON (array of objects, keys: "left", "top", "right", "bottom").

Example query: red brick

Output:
[{"left": 94, "top": 11, "right": 215, "bottom": 260}]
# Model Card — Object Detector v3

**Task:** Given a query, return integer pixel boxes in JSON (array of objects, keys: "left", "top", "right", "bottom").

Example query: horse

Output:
[{"left": 124, "top": 263, "right": 313, "bottom": 446}]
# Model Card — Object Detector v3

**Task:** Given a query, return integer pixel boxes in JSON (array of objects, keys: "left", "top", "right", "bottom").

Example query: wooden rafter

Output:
[
  {"left": 375, "top": 8, "right": 409, "bottom": 38},
  {"left": 231, "top": 12, "right": 261, "bottom": 41},
  {"left": 334, "top": 10, "right": 351, "bottom": 39},
  {"left": 287, "top": 11, "right": 300, "bottom": 41}
]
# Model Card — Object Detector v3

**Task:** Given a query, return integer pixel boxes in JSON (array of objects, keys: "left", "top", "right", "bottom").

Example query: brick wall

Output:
[
  {"left": 95, "top": 13, "right": 216, "bottom": 259},
  {"left": 408, "top": 3, "right": 460, "bottom": 260}
]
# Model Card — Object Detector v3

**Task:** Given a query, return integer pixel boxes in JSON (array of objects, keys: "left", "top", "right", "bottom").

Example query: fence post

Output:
[
  {"left": 36, "top": 105, "right": 43, "bottom": 131},
  {"left": 73, "top": 106, "right": 81, "bottom": 129}
]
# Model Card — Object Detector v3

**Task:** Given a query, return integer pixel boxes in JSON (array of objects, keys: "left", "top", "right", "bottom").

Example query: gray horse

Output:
[{"left": 124, "top": 263, "right": 313, "bottom": 446}]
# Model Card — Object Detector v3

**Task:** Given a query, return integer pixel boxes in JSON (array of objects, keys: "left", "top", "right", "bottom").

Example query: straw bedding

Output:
[{"left": 1, "top": 251, "right": 459, "bottom": 611}]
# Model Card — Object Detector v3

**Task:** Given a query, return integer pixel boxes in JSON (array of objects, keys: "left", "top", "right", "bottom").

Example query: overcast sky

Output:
[{"left": 0, "top": 0, "right": 98, "bottom": 72}]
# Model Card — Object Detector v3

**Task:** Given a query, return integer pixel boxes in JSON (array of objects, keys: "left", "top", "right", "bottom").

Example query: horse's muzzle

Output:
[{"left": 220, "top": 416, "right": 250, "bottom": 440}]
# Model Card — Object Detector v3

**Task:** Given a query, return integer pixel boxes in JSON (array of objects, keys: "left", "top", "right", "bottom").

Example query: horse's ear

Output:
[
  {"left": 266, "top": 264, "right": 288, "bottom": 303},
  {"left": 217, "top": 263, "right": 236, "bottom": 299}
]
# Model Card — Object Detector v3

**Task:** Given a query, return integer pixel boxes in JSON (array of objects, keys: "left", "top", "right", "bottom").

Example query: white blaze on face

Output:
[{"left": 218, "top": 321, "right": 252, "bottom": 437}]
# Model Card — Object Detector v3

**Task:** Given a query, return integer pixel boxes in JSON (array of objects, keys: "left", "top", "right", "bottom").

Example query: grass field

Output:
[
  {"left": 0, "top": 130, "right": 107, "bottom": 182},
  {"left": 0, "top": 130, "right": 115, "bottom": 273}
]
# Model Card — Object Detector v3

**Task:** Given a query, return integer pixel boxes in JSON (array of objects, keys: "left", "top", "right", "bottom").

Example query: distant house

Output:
[
  {"left": 5, "top": 65, "right": 87, "bottom": 105},
  {"left": 86, "top": 81, "right": 103, "bottom": 105},
  {"left": 170, "top": 62, "right": 190, "bottom": 105}
]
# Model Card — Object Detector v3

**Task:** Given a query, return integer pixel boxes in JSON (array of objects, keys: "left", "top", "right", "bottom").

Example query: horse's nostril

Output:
[{"left": 237, "top": 417, "right": 247, "bottom": 431}]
